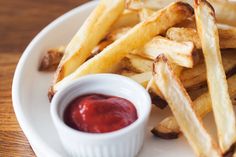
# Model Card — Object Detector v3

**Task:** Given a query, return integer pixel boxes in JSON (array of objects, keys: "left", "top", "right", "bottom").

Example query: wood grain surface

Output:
[{"left": 0, "top": 0, "right": 89, "bottom": 156}]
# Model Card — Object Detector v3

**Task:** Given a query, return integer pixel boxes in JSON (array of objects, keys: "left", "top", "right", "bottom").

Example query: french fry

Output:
[
  {"left": 121, "top": 53, "right": 185, "bottom": 75},
  {"left": 136, "top": 36, "right": 196, "bottom": 68},
  {"left": 188, "top": 85, "right": 208, "bottom": 100},
  {"left": 128, "top": 71, "right": 152, "bottom": 87},
  {"left": 39, "top": 47, "right": 64, "bottom": 72},
  {"left": 208, "top": 0, "right": 236, "bottom": 26},
  {"left": 118, "top": 69, "right": 138, "bottom": 77},
  {"left": 142, "top": 0, "right": 192, "bottom": 10},
  {"left": 90, "top": 40, "right": 113, "bottom": 57},
  {"left": 91, "top": 27, "right": 131, "bottom": 55},
  {"left": 121, "top": 46, "right": 185, "bottom": 108},
  {"left": 194, "top": 0, "right": 236, "bottom": 153},
  {"left": 146, "top": 76, "right": 168, "bottom": 109},
  {"left": 54, "top": 0, "right": 125, "bottom": 83},
  {"left": 120, "top": 54, "right": 153, "bottom": 73},
  {"left": 166, "top": 27, "right": 236, "bottom": 49},
  {"left": 96, "top": 35, "right": 196, "bottom": 70},
  {"left": 153, "top": 55, "right": 221, "bottom": 157},
  {"left": 143, "top": 0, "right": 236, "bottom": 26},
  {"left": 139, "top": 8, "right": 155, "bottom": 21},
  {"left": 175, "top": 16, "right": 196, "bottom": 28},
  {"left": 182, "top": 49, "right": 236, "bottom": 90},
  {"left": 151, "top": 116, "right": 180, "bottom": 139},
  {"left": 120, "top": 53, "right": 182, "bottom": 106},
  {"left": 152, "top": 74, "right": 236, "bottom": 139},
  {"left": 106, "top": 27, "right": 132, "bottom": 41},
  {"left": 126, "top": 72, "right": 167, "bottom": 109},
  {"left": 53, "top": 2, "right": 194, "bottom": 92},
  {"left": 147, "top": 62, "right": 183, "bottom": 109},
  {"left": 126, "top": 0, "right": 143, "bottom": 11},
  {"left": 121, "top": 49, "right": 236, "bottom": 91},
  {"left": 111, "top": 9, "right": 140, "bottom": 30}
]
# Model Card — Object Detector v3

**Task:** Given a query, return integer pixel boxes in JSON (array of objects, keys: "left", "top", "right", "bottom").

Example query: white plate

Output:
[{"left": 12, "top": 1, "right": 218, "bottom": 157}]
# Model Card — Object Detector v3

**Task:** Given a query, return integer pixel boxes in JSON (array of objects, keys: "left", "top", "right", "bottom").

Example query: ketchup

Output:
[{"left": 64, "top": 94, "right": 138, "bottom": 133}]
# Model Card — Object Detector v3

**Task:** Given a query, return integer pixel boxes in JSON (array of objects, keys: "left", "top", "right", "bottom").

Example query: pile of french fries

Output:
[{"left": 39, "top": 0, "right": 236, "bottom": 156}]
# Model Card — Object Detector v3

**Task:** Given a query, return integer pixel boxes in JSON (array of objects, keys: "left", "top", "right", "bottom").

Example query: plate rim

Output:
[{"left": 12, "top": 1, "right": 97, "bottom": 156}]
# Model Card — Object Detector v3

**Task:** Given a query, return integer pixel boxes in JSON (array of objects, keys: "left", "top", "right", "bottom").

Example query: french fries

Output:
[
  {"left": 95, "top": 32, "right": 196, "bottom": 70},
  {"left": 175, "top": 16, "right": 196, "bottom": 28},
  {"left": 54, "top": 0, "right": 125, "bottom": 82},
  {"left": 111, "top": 9, "right": 140, "bottom": 30},
  {"left": 126, "top": 0, "right": 143, "bottom": 10},
  {"left": 53, "top": 2, "right": 194, "bottom": 92},
  {"left": 151, "top": 116, "right": 180, "bottom": 139},
  {"left": 136, "top": 36, "right": 196, "bottom": 68},
  {"left": 119, "top": 69, "right": 138, "bottom": 77},
  {"left": 138, "top": 8, "right": 155, "bottom": 21},
  {"left": 128, "top": 71, "right": 152, "bottom": 87},
  {"left": 91, "top": 27, "right": 131, "bottom": 55},
  {"left": 43, "top": 0, "right": 236, "bottom": 155},
  {"left": 120, "top": 54, "right": 153, "bottom": 73},
  {"left": 123, "top": 49, "right": 236, "bottom": 91},
  {"left": 143, "top": 0, "right": 236, "bottom": 26},
  {"left": 166, "top": 27, "right": 236, "bottom": 49},
  {"left": 182, "top": 49, "right": 236, "bottom": 90},
  {"left": 142, "top": 0, "right": 192, "bottom": 10},
  {"left": 39, "top": 47, "right": 64, "bottom": 71},
  {"left": 153, "top": 55, "right": 221, "bottom": 157},
  {"left": 152, "top": 74, "right": 236, "bottom": 139},
  {"left": 194, "top": 0, "right": 236, "bottom": 153},
  {"left": 128, "top": 72, "right": 167, "bottom": 108},
  {"left": 208, "top": 0, "right": 236, "bottom": 26}
]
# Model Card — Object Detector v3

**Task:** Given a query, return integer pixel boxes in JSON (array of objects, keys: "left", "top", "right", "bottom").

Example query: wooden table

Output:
[{"left": 0, "top": 0, "right": 88, "bottom": 156}]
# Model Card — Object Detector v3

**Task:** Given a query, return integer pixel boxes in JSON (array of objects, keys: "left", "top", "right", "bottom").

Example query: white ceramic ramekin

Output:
[{"left": 50, "top": 74, "right": 151, "bottom": 157}]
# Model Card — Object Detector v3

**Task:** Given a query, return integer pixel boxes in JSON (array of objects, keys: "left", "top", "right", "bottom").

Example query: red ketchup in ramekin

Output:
[{"left": 64, "top": 94, "right": 138, "bottom": 133}]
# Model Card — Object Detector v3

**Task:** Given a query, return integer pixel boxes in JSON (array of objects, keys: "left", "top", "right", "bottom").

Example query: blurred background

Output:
[{"left": 0, "top": 0, "right": 88, "bottom": 156}]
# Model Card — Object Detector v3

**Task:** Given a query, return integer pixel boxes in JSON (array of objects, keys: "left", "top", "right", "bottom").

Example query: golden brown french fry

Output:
[
  {"left": 153, "top": 74, "right": 236, "bottom": 139},
  {"left": 166, "top": 27, "right": 200, "bottom": 48},
  {"left": 143, "top": 0, "right": 236, "bottom": 26},
  {"left": 121, "top": 49, "right": 236, "bottom": 92},
  {"left": 118, "top": 69, "right": 138, "bottom": 77},
  {"left": 120, "top": 54, "right": 153, "bottom": 73},
  {"left": 181, "top": 49, "right": 236, "bottom": 90},
  {"left": 106, "top": 27, "right": 132, "bottom": 41},
  {"left": 121, "top": 53, "right": 185, "bottom": 76},
  {"left": 151, "top": 116, "right": 180, "bottom": 139},
  {"left": 166, "top": 27, "right": 236, "bottom": 49},
  {"left": 217, "top": 26, "right": 236, "bottom": 49},
  {"left": 90, "top": 40, "right": 113, "bottom": 57},
  {"left": 53, "top": 2, "right": 194, "bottom": 92},
  {"left": 208, "top": 0, "right": 236, "bottom": 26},
  {"left": 91, "top": 27, "right": 131, "bottom": 55},
  {"left": 122, "top": 50, "right": 184, "bottom": 106},
  {"left": 96, "top": 34, "right": 196, "bottom": 70},
  {"left": 126, "top": 0, "right": 143, "bottom": 11},
  {"left": 175, "top": 16, "right": 196, "bottom": 28},
  {"left": 136, "top": 36, "right": 195, "bottom": 68},
  {"left": 139, "top": 8, "right": 155, "bottom": 21},
  {"left": 188, "top": 85, "right": 208, "bottom": 100},
  {"left": 39, "top": 47, "right": 64, "bottom": 72},
  {"left": 195, "top": 0, "right": 236, "bottom": 153},
  {"left": 119, "top": 53, "right": 182, "bottom": 107},
  {"left": 153, "top": 55, "right": 221, "bottom": 157},
  {"left": 125, "top": 71, "right": 166, "bottom": 109},
  {"left": 54, "top": 0, "right": 125, "bottom": 82},
  {"left": 111, "top": 10, "right": 140, "bottom": 29},
  {"left": 142, "top": 0, "right": 192, "bottom": 10},
  {"left": 128, "top": 71, "right": 152, "bottom": 87}
]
